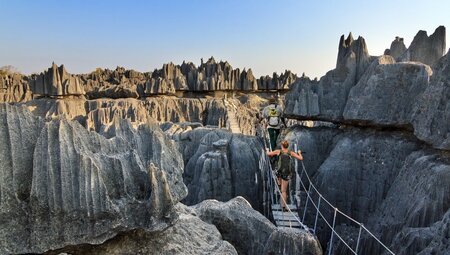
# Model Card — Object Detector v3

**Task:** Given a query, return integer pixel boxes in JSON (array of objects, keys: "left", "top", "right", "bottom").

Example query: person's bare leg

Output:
[
  {"left": 281, "top": 179, "right": 288, "bottom": 210},
  {"left": 277, "top": 177, "right": 281, "bottom": 187}
]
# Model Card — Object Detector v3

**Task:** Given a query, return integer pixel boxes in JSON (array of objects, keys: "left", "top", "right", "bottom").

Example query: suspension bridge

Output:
[
  {"left": 223, "top": 100, "right": 396, "bottom": 254},
  {"left": 259, "top": 129, "right": 396, "bottom": 255}
]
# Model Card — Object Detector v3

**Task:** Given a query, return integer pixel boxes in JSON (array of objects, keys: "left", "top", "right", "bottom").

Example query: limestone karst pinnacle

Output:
[
  {"left": 0, "top": 25, "right": 449, "bottom": 255},
  {"left": 29, "top": 62, "right": 85, "bottom": 97},
  {"left": 400, "top": 25, "right": 446, "bottom": 66}
]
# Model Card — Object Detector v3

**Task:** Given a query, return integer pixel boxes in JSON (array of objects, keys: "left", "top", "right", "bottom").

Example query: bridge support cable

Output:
[
  {"left": 259, "top": 129, "right": 395, "bottom": 254},
  {"left": 313, "top": 196, "right": 321, "bottom": 234},
  {"left": 260, "top": 130, "right": 308, "bottom": 230},
  {"left": 291, "top": 145, "right": 395, "bottom": 254}
]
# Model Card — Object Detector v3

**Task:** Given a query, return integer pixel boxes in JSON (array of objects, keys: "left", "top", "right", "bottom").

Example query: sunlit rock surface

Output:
[
  {"left": 194, "top": 197, "right": 323, "bottom": 255},
  {"left": 0, "top": 104, "right": 186, "bottom": 254}
]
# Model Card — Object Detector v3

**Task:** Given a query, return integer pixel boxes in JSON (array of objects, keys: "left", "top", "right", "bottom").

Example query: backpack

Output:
[
  {"left": 267, "top": 106, "right": 280, "bottom": 127},
  {"left": 277, "top": 150, "right": 292, "bottom": 177}
]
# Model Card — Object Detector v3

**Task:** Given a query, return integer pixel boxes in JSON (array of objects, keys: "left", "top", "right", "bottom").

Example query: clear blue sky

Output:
[{"left": 0, "top": 0, "right": 448, "bottom": 79}]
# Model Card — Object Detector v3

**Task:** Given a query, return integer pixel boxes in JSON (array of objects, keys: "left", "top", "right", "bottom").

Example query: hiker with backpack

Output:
[
  {"left": 261, "top": 97, "right": 286, "bottom": 151},
  {"left": 266, "top": 140, "right": 303, "bottom": 211}
]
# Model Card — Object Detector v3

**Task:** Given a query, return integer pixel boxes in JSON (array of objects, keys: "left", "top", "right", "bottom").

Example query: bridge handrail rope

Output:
[
  {"left": 263, "top": 150, "right": 308, "bottom": 230},
  {"left": 259, "top": 127, "right": 395, "bottom": 255},
  {"left": 292, "top": 144, "right": 395, "bottom": 255},
  {"left": 260, "top": 129, "right": 308, "bottom": 230}
]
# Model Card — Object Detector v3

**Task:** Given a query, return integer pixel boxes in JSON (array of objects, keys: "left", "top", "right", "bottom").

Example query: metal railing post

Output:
[
  {"left": 328, "top": 208, "right": 337, "bottom": 255},
  {"left": 355, "top": 224, "right": 362, "bottom": 254},
  {"left": 302, "top": 182, "right": 312, "bottom": 222},
  {"left": 313, "top": 195, "right": 321, "bottom": 233}
]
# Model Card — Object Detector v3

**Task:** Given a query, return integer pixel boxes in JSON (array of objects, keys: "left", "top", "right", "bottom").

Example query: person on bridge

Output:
[
  {"left": 266, "top": 140, "right": 303, "bottom": 211},
  {"left": 261, "top": 97, "right": 286, "bottom": 151}
]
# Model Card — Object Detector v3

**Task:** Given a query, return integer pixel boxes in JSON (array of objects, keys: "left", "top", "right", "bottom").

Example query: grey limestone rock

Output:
[
  {"left": 45, "top": 203, "right": 237, "bottom": 255},
  {"left": 284, "top": 127, "right": 450, "bottom": 255},
  {"left": 283, "top": 125, "right": 342, "bottom": 179},
  {"left": 386, "top": 36, "right": 407, "bottom": 61},
  {"left": 344, "top": 56, "right": 432, "bottom": 126},
  {"left": 285, "top": 33, "right": 371, "bottom": 120},
  {"left": 179, "top": 128, "right": 264, "bottom": 210},
  {"left": 0, "top": 72, "right": 32, "bottom": 103},
  {"left": 30, "top": 63, "right": 85, "bottom": 97},
  {"left": 400, "top": 26, "right": 446, "bottom": 66},
  {"left": 21, "top": 97, "right": 229, "bottom": 135},
  {"left": 412, "top": 51, "right": 450, "bottom": 150},
  {"left": 194, "top": 197, "right": 323, "bottom": 255},
  {"left": 284, "top": 76, "right": 320, "bottom": 117},
  {"left": 88, "top": 83, "right": 139, "bottom": 99},
  {"left": 337, "top": 33, "right": 371, "bottom": 81},
  {"left": 0, "top": 104, "right": 187, "bottom": 254},
  {"left": 310, "top": 129, "right": 418, "bottom": 224},
  {"left": 366, "top": 150, "right": 450, "bottom": 255},
  {"left": 82, "top": 66, "right": 148, "bottom": 99}
]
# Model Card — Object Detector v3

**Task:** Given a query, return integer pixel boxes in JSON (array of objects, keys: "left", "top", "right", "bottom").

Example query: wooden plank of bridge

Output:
[{"left": 271, "top": 204, "right": 302, "bottom": 229}]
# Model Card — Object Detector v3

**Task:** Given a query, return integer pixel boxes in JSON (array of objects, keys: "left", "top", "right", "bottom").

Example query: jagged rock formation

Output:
[
  {"left": 284, "top": 76, "right": 320, "bottom": 117},
  {"left": 412, "top": 50, "right": 450, "bottom": 150},
  {"left": 285, "top": 32, "right": 372, "bottom": 120},
  {"left": 0, "top": 72, "right": 32, "bottom": 103},
  {"left": 30, "top": 63, "right": 85, "bottom": 97},
  {"left": 285, "top": 26, "right": 449, "bottom": 150},
  {"left": 48, "top": 203, "right": 238, "bottom": 255},
  {"left": 1, "top": 25, "right": 448, "bottom": 255},
  {"left": 0, "top": 104, "right": 187, "bottom": 254},
  {"left": 56, "top": 197, "right": 323, "bottom": 255},
  {"left": 258, "top": 70, "right": 297, "bottom": 90},
  {"left": 147, "top": 57, "right": 295, "bottom": 92},
  {"left": 176, "top": 128, "right": 264, "bottom": 209},
  {"left": 82, "top": 67, "right": 148, "bottom": 99},
  {"left": 0, "top": 58, "right": 298, "bottom": 103},
  {"left": 343, "top": 56, "right": 432, "bottom": 126},
  {"left": 22, "top": 97, "right": 229, "bottom": 134},
  {"left": 336, "top": 33, "right": 372, "bottom": 81},
  {"left": 321, "top": 33, "right": 367, "bottom": 119},
  {"left": 368, "top": 150, "right": 450, "bottom": 255},
  {"left": 385, "top": 36, "right": 407, "bottom": 61},
  {"left": 194, "top": 197, "right": 322, "bottom": 255},
  {"left": 283, "top": 126, "right": 450, "bottom": 255},
  {"left": 400, "top": 26, "right": 446, "bottom": 66}
]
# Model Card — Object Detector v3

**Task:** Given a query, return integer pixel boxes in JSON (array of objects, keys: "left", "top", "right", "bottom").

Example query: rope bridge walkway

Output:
[
  {"left": 224, "top": 99, "right": 241, "bottom": 134},
  {"left": 259, "top": 130, "right": 395, "bottom": 255}
]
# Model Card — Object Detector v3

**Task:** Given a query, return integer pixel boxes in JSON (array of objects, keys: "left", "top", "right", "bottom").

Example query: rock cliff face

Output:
[
  {"left": 367, "top": 150, "right": 450, "bottom": 255},
  {"left": 343, "top": 56, "right": 432, "bottom": 126},
  {"left": 284, "top": 125, "right": 450, "bottom": 255},
  {"left": 22, "top": 97, "right": 229, "bottom": 134},
  {"left": 285, "top": 27, "right": 449, "bottom": 151},
  {"left": 0, "top": 104, "right": 187, "bottom": 254},
  {"left": 385, "top": 36, "right": 407, "bottom": 61},
  {"left": 47, "top": 203, "right": 238, "bottom": 255},
  {"left": 176, "top": 128, "right": 264, "bottom": 210},
  {"left": 45, "top": 198, "right": 323, "bottom": 255},
  {"left": 194, "top": 197, "right": 322, "bottom": 255},
  {"left": 285, "top": 33, "right": 372, "bottom": 120},
  {"left": 412, "top": 50, "right": 450, "bottom": 150},
  {"left": 0, "top": 72, "right": 32, "bottom": 103},
  {"left": 1, "top": 25, "right": 448, "bottom": 255},
  {"left": 400, "top": 26, "right": 446, "bottom": 66},
  {"left": 1, "top": 58, "right": 299, "bottom": 103},
  {"left": 30, "top": 63, "right": 85, "bottom": 97},
  {"left": 81, "top": 66, "right": 148, "bottom": 99}
]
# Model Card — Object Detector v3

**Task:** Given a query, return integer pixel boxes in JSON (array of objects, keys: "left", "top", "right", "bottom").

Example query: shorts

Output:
[{"left": 276, "top": 171, "right": 291, "bottom": 181}]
